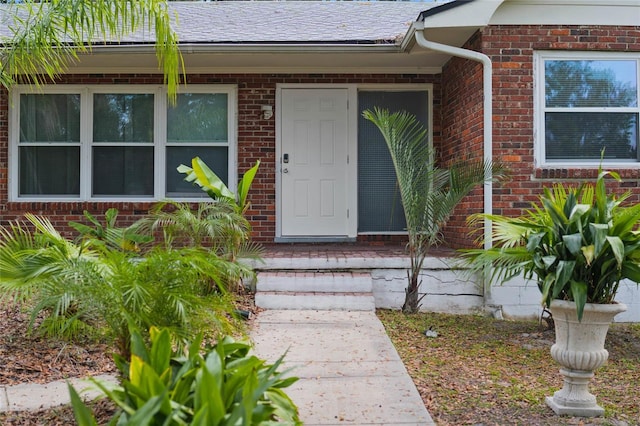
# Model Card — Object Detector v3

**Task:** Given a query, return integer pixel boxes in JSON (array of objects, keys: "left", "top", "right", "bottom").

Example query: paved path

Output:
[
  {"left": 0, "top": 374, "right": 117, "bottom": 412},
  {"left": 250, "top": 310, "right": 435, "bottom": 425}
]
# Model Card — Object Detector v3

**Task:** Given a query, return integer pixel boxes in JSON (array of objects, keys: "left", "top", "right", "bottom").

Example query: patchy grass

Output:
[{"left": 377, "top": 310, "right": 640, "bottom": 426}]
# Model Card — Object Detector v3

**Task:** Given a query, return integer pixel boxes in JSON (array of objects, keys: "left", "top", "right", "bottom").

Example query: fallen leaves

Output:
[
  {"left": 378, "top": 309, "right": 640, "bottom": 426},
  {"left": 0, "top": 302, "right": 117, "bottom": 387}
]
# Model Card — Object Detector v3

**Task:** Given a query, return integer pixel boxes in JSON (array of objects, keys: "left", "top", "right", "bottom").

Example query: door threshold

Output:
[{"left": 274, "top": 237, "right": 357, "bottom": 243}]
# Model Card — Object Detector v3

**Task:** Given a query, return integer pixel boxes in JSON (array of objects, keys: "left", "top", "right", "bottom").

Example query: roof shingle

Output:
[{"left": 0, "top": 1, "right": 438, "bottom": 45}]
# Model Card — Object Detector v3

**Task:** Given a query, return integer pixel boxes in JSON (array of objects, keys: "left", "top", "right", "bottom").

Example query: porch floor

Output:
[{"left": 255, "top": 243, "right": 457, "bottom": 271}]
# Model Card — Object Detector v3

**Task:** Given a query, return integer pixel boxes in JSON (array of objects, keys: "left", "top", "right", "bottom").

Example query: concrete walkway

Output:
[
  {"left": 0, "top": 374, "right": 117, "bottom": 412},
  {"left": 250, "top": 310, "right": 435, "bottom": 425},
  {"left": 0, "top": 310, "right": 434, "bottom": 426}
]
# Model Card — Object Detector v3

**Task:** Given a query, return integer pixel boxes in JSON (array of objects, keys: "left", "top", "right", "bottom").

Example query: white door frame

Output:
[{"left": 275, "top": 84, "right": 358, "bottom": 240}]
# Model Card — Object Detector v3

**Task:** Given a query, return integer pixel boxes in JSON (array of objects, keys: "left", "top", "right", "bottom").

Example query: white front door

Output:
[{"left": 280, "top": 89, "right": 349, "bottom": 237}]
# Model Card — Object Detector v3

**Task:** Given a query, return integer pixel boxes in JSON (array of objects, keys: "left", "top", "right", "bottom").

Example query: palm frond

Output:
[
  {"left": 1, "top": 0, "right": 183, "bottom": 99},
  {"left": 363, "top": 107, "right": 506, "bottom": 312}
]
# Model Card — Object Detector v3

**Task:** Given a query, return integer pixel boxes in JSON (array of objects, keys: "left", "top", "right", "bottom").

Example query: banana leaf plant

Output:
[
  {"left": 177, "top": 157, "right": 260, "bottom": 214},
  {"left": 175, "top": 158, "right": 264, "bottom": 267},
  {"left": 459, "top": 169, "right": 640, "bottom": 321}
]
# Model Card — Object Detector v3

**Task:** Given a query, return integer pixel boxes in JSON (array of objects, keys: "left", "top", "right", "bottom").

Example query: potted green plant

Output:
[{"left": 459, "top": 169, "right": 640, "bottom": 417}]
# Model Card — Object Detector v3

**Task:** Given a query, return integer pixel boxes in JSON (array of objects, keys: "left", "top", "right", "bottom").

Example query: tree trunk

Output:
[{"left": 402, "top": 273, "right": 421, "bottom": 314}]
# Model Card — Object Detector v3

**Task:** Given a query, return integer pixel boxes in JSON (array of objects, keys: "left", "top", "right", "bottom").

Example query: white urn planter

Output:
[{"left": 546, "top": 299, "right": 627, "bottom": 417}]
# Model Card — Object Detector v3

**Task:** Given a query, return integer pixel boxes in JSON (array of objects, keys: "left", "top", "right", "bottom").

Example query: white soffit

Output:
[
  {"left": 420, "top": 1, "right": 504, "bottom": 28},
  {"left": 490, "top": 0, "right": 640, "bottom": 26},
  {"left": 418, "top": 1, "right": 504, "bottom": 46},
  {"left": 67, "top": 48, "right": 445, "bottom": 75}
]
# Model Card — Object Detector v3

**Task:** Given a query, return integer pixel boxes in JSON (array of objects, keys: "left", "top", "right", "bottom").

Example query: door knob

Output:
[{"left": 283, "top": 168, "right": 289, "bottom": 173}]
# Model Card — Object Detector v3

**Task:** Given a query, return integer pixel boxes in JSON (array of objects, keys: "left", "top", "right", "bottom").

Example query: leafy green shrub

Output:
[
  {"left": 70, "top": 327, "right": 301, "bottom": 425},
  {"left": 70, "top": 208, "right": 153, "bottom": 253},
  {"left": 133, "top": 200, "right": 263, "bottom": 292},
  {"left": 0, "top": 214, "right": 246, "bottom": 358},
  {"left": 460, "top": 169, "right": 640, "bottom": 320}
]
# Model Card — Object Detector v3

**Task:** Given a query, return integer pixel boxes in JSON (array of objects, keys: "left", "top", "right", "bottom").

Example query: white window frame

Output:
[
  {"left": 534, "top": 51, "right": 640, "bottom": 168},
  {"left": 9, "top": 84, "right": 237, "bottom": 202}
]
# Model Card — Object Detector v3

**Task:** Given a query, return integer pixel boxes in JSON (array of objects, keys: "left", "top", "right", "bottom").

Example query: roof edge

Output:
[{"left": 418, "top": 0, "right": 475, "bottom": 21}]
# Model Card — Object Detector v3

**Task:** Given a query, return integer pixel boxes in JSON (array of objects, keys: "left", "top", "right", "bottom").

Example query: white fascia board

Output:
[
  {"left": 90, "top": 43, "right": 403, "bottom": 55},
  {"left": 420, "top": 0, "right": 504, "bottom": 28},
  {"left": 65, "top": 66, "right": 443, "bottom": 75},
  {"left": 491, "top": 0, "right": 640, "bottom": 26}
]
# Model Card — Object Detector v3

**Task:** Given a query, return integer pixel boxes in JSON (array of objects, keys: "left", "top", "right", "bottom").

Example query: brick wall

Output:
[
  {"left": 441, "top": 25, "right": 640, "bottom": 249},
  {"left": 487, "top": 25, "right": 640, "bottom": 209},
  {"left": 0, "top": 73, "right": 438, "bottom": 242},
  {"left": 439, "top": 31, "right": 486, "bottom": 248},
  {"left": 6, "top": 26, "right": 635, "bottom": 249}
]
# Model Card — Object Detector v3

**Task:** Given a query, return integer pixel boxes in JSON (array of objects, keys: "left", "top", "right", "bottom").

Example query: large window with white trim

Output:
[
  {"left": 11, "top": 85, "right": 236, "bottom": 200},
  {"left": 536, "top": 52, "right": 639, "bottom": 165}
]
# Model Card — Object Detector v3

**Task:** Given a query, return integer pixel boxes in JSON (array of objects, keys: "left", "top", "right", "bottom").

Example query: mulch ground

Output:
[
  {"left": 0, "top": 302, "right": 117, "bottom": 387},
  {"left": 0, "top": 293, "right": 261, "bottom": 425}
]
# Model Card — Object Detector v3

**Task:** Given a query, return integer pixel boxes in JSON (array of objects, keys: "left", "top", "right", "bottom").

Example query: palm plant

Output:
[
  {"left": 0, "top": 213, "right": 245, "bottom": 358},
  {"left": 70, "top": 208, "right": 153, "bottom": 253},
  {"left": 135, "top": 200, "right": 262, "bottom": 261},
  {"left": 133, "top": 200, "right": 263, "bottom": 292},
  {"left": 1, "top": 0, "right": 182, "bottom": 99},
  {"left": 459, "top": 169, "right": 640, "bottom": 320},
  {"left": 363, "top": 107, "right": 506, "bottom": 313}
]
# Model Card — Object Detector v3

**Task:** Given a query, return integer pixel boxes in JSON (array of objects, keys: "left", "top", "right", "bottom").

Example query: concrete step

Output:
[{"left": 255, "top": 271, "right": 375, "bottom": 311}]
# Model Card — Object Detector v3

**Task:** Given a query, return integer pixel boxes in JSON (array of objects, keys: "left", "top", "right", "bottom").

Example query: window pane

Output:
[
  {"left": 358, "top": 91, "right": 428, "bottom": 233},
  {"left": 545, "top": 60, "right": 638, "bottom": 108},
  {"left": 165, "top": 146, "right": 229, "bottom": 196},
  {"left": 167, "top": 93, "right": 228, "bottom": 142},
  {"left": 545, "top": 112, "right": 638, "bottom": 161},
  {"left": 20, "top": 94, "right": 80, "bottom": 143},
  {"left": 93, "top": 94, "right": 154, "bottom": 142},
  {"left": 19, "top": 146, "right": 80, "bottom": 195},
  {"left": 92, "top": 147, "right": 154, "bottom": 196}
]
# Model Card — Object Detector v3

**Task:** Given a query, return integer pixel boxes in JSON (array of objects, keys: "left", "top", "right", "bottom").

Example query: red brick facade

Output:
[
  {"left": 439, "top": 31, "right": 486, "bottom": 248},
  {"left": 1, "top": 25, "right": 639, "bottom": 247},
  {"left": 0, "top": 74, "right": 438, "bottom": 242},
  {"left": 488, "top": 25, "right": 640, "bottom": 216},
  {"left": 440, "top": 25, "right": 640, "bottom": 248}
]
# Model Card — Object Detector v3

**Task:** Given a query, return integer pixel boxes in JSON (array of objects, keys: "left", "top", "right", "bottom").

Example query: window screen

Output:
[
  {"left": 543, "top": 59, "right": 639, "bottom": 162},
  {"left": 166, "top": 93, "right": 229, "bottom": 197},
  {"left": 358, "top": 91, "right": 428, "bottom": 233},
  {"left": 19, "top": 93, "right": 81, "bottom": 196}
]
